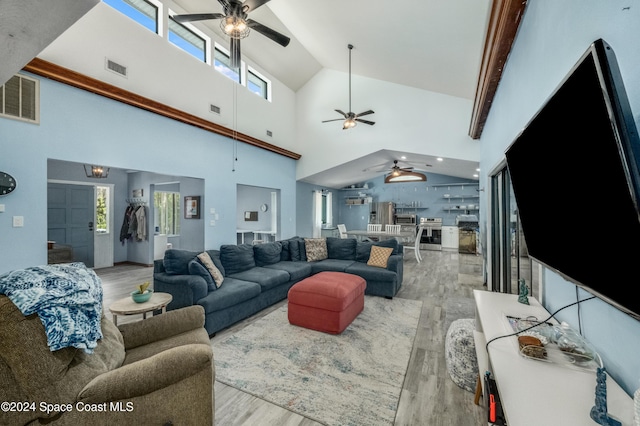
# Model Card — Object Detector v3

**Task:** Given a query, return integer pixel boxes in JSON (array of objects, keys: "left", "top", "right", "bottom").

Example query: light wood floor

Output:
[{"left": 96, "top": 248, "right": 487, "bottom": 425}]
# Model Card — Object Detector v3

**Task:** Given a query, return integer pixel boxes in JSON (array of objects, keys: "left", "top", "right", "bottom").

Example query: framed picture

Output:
[{"left": 184, "top": 196, "right": 201, "bottom": 219}]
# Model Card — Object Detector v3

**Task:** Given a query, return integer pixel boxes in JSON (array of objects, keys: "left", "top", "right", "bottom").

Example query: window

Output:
[
  {"left": 96, "top": 186, "right": 110, "bottom": 234},
  {"left": 103, "top": 0, "right": 160, "bottom": 34},
  {"left": 214, "top": 45, "right": 242, "bottom": 83},
  {"left": 322, "top": 192, "right": 333, "bottom": 226},
  {"left": 168, "top": 14, "right": 209, "bottom": 63},
  {"left": 0, "top": 74, "right": 39, "bottom": 123},
  {"left": 247, "top": 67, "right": 270, "bottom": 101},
  {"left": 154, "top": 191, "right": 181, "bottom": 235}
]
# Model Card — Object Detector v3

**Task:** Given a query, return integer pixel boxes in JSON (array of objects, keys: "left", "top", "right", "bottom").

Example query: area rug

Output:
[{"left": 213, "top": 296, "right": 423, "bottom": 426}]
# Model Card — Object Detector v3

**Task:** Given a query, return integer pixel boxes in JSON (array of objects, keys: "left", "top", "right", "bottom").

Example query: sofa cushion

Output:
[
  {"left": 279, "top": 240, "right": 291, "bottom": 261},
  {"left": 197, "top": 252, "right": 224, "bottom": 288},
  {"left": 326, "top": 237, "right": 357, "bottom": 260},
  {"left": 310, "top": 259, "right": 355, "bottom": 274},
  {"left": 228, "top": 267, "right": 290, "bottom": 292},
  {"left": 356, "top": 239, "right": 400, "bottom": 262},
  {"left": 264, "top": 261, "right": 313, "bottom": 282},
  {"left": 163, "top": 249, "right": 200, "bottom": 275},
  {"left": 287, "top": 237, "right": 302, "bottom": 261},
  {"left": 367, "top": 246, "right": 394, "bottom": 268},
  {"left": 298, "top": 239, "right": 307, "bottom": 261},
  {"left": 304, "top": 238, "right": 328, "bottom": 262},
  {"left": 254, "top": 242, "right": 283, "bottom": 266},
  {"left": 197, "top": 278, "right": 261, "bottom": 312},
  {"left": 188, "top": 260, "right": 215, "bottom": 291},
  {"left": 220, "top": 244, "right": 256, "bottom": 275},
  {"left": 345, "top": 261, "right": 398, "bottom": 282}
]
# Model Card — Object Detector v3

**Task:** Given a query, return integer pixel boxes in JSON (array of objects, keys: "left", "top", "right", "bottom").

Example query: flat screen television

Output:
[{"left": 505, "top": 39, "right": 640, "bottom": 321}]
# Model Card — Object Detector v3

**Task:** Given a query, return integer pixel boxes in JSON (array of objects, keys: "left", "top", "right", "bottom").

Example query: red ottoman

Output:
[{"left": 288, "top": 271, "right": 366, "bottom": 334}]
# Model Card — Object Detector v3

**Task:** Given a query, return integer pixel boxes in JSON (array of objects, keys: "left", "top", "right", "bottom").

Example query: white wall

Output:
[
  {"left": 38, "top": 2, "right": 297, "bottom": 153},
  {"left": 294, "top": 68, "right": 480, "bottom": 181}
]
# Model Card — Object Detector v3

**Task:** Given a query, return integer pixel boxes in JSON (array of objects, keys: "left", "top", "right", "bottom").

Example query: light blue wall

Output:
[
  {"left": 478, "top": 0, "right": 640, "bottom": 395},
  {"left": 0, "top": 73, "right": 297, "bottom": 273}
]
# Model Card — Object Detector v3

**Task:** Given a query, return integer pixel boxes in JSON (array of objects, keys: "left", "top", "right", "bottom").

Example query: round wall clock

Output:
[
  {"left": 261, "top": 203, "right": 268, "bottom": 212},
  {"left": 0, "top": 172, "right": 16, "bottom": 196}
]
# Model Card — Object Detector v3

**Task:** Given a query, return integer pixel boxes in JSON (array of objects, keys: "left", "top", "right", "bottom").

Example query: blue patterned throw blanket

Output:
[{"left": 0, "top": 262, "right": 103, "bottom": 353}]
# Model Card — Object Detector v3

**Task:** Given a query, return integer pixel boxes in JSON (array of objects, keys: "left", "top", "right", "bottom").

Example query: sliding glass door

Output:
[{"left": 490, "top": 166, "right": 537, "bottom": 296}]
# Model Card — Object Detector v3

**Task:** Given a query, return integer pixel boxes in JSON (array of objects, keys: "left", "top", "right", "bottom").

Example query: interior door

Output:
[{"left": 48, "top": 183, "right": 95, "bottom": 267}]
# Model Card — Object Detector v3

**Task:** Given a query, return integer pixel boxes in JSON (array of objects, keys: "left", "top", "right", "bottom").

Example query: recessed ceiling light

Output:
[
  {"left": 437, "top": 157, "right": 443, "bottom": 162},
  {"left": 473, "top": 174, "right": 479, "bottom": 178},
  {"left": 400, "top": 155, "right": 407, "bottom": 160},
  {"left": 476, "top": 168, "right": 480, "bottom": 172}
]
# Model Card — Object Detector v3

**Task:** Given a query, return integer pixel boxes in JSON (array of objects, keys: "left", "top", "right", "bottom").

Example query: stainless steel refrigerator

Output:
[{"left": 369, "top": 202, "right": 395, "bottom": 226}]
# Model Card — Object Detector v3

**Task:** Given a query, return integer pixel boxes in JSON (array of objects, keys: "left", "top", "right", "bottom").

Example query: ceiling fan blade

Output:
[
  {"left": 321, "top": 118, "right": 344, "bottom": 123},
  {"left": 399, "top": 167, "right": 414, "bottom": 172},
  {"left": 355, "top": 118, "right": 375, "bottom": 126},
  {"left": 246, "top": 19, "right": 291, "bottom": 47},
  {"left": 230, "top": 37, "right": 241, "bottom": 69},
  {"left": 173, "top": 13, "right": 225, "bottom": 23},
  {"left": 334, "top": 109, "right": 348, "bottom": 118},
  {"left": 355, "top": 110, "right": 375, "bottom": 117},
  {"left": 242, "top": 0, "right": 271, "bottom": 13}
]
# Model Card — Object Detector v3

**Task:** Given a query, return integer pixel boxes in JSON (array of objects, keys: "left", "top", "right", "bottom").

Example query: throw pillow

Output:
[
  {"left": 197, "top": 252, "right": 224, "bottom": 288},
  {"left": 188, "top": 259, "right": 216, "bottom": 291},
  {"left": 304, "top": 238, "right": 328, "bottom": 262},
  {"left": 367, "top": 246, "right": 394, "bottom": 268}
]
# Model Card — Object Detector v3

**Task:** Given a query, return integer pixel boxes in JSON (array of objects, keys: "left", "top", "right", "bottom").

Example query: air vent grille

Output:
[
  {"left": 266, "top": 130, "right": 273, "bottom": 137},
  {"left": 106, "top": 59, "right": 127, "bottom": 77},
  {"left": 210, "top": 104, "right": 221, "bottom": 114}
]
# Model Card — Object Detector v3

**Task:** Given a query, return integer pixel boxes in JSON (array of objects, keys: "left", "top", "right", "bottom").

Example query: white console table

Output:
[{"left": 473, "top": 290, "right": 633, "bottom": 425}]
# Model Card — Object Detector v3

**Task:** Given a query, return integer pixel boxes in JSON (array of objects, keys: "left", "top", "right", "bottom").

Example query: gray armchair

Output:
[{"left": 0, "top": 296, "right": 214, "bottom": 425}]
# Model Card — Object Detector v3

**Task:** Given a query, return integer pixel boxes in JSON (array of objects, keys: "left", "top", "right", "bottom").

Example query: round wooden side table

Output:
[{"left": 109, "top": 292, "right": 173, "bottom": 326}]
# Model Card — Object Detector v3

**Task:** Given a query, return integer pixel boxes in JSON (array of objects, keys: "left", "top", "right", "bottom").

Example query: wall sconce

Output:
[{"left": 84, "top": 165, "right": 109, "bottom": 178}]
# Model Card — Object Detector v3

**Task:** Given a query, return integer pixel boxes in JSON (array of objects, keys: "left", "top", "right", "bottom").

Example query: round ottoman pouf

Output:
[{"left": 445, "top": 318, "right": 478, "bottom": 393}]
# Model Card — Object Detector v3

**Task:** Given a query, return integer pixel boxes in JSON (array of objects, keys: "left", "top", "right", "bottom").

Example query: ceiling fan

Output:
[
  {"left": 173, "top": 0, "right": 291, "bottom": 69},
  {"left": 322, "top": 44, "right": 375, "bottom": 130},
  {"left": 364, "top": 160, "right": 429, "bottom": 183}
]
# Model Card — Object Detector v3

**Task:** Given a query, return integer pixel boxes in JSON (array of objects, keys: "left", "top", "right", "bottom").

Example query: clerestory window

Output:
[{"left": 103, "top": 0, "right": 160, "bottom": 33}]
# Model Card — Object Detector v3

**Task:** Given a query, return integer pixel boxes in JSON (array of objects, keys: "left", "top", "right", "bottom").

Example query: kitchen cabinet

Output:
[{"left": 441, "top": 226, "right": 459, "bottom": 249}]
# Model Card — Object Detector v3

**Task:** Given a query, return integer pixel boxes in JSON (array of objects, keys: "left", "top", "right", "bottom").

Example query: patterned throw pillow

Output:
[
  {"left": 197, "top": 252, "right": 224, "bottom": 288},
  {"left": 367, "top": 245, "right": 394, "bottom": 268},
  {"left": 304, "top": 238, "right": 328, "bottom": 262}
]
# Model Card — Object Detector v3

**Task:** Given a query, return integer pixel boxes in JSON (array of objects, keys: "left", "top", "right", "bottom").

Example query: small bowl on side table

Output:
[{"left": 131, "top": 289, "right": 153, "bottom": 303}]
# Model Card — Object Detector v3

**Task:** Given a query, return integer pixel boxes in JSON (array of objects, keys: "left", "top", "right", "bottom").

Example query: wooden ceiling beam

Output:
[{"left": 468, "top": 0, "right": 528, "bottom": 139}]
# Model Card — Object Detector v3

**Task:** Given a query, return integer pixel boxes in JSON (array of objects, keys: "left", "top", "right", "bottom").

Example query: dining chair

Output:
[
  {"left": 337, "top": 224, "right": 348, "bottom": 239},
  {"left": 367, "top": 224, "right": 382, "bottom": 233},
  {"left": 385, "top": 224, "right": 401, "bottom": 234}
]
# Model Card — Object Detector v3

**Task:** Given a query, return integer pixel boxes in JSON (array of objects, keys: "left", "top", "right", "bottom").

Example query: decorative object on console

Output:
[
  {"left": 517, "top": 278, "right": 529, "bottom": 304},
  {"left": 590, "top": 366, "right": 622, "bottom": 426},
  {"left": 84, "top": 164, "right": 109, "bottom": 178}
]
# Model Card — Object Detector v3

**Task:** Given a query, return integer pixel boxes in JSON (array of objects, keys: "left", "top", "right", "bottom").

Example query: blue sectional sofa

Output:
[{"left": 153, "top": 237, "right": 404, "bottom": 335}]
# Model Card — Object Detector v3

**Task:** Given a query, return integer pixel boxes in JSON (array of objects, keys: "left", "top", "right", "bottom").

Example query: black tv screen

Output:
[{"left": 505, "top": 39, "right": 640, "bottom": 321}]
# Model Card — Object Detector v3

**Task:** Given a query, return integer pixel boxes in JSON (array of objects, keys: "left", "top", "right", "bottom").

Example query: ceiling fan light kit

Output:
[
  {"left": 385, "top": 171, "right": 427, "bottom": 183},
  {"left": 380, "top": 160, "right": 427, "bottom": 183},
  {"left": 174, "top": 0, "right": 290, "bottom": 69},
  {"left": 322, "top": 44, "right": 375, "bottom": 130}
]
